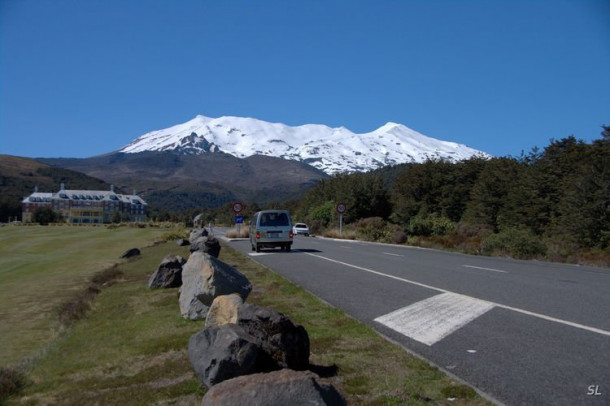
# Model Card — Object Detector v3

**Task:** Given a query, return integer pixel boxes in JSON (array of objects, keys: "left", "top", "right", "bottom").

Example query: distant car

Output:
[{"left": 292, "top": 223, "right": 310, "bottom": 236}]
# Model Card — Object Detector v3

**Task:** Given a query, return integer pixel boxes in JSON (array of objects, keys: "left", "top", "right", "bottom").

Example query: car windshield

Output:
[
  {"left": 296, "top": 224, "right": 307, "bottom": 228},
  {"left": 260, "top": 213, "right": 290, "bottom": 227}
]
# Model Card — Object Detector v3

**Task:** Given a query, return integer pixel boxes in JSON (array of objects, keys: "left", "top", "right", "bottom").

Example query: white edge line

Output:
[
  {"left": 305, "top": 252, "right": 610, "bottom": 337},
  {"left": 463, "top": 265, "right": 508, "bottom": 273},
  {"left": 383, "top": 252, "right": 403, "bottom": 257}
]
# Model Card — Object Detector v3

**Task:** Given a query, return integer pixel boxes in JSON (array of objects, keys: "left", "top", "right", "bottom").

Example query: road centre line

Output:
[
  {"left": 304, "top": 252, "right": 610, "bottom": 337},
  {"left": 462, "top": 265, "right": 508, "bottom": 273},
  {"left": 383, "top": 252, "right": 403, "bottom": 257}
]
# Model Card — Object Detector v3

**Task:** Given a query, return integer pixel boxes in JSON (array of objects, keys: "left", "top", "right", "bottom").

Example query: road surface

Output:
[{"left": 221, "top": 231, "right": 610, "bottom": 405}]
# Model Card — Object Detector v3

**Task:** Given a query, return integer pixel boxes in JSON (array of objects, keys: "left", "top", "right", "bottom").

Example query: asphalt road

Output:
[{"left": 221, "top": 231, "right": 610, "bottom": 406}]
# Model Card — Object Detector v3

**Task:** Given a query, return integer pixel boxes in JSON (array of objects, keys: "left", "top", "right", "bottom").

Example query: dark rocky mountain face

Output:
[{"left": 38, "top": 151, "right": 329, "bottom": 212}]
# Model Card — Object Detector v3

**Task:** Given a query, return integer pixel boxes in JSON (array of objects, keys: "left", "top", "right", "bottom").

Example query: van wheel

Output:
[
  {"left": 285, "top": 244, "right": 291, "bottom": 252},
  {"left": 256, "top": 244, "right": 261, "bottom": 253}
]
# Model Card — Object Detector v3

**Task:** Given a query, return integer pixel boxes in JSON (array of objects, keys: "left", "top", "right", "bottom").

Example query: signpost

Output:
[
  {"left": 232, "top": 202, "right": 244, "bottom": 233},
  {"left": 336, "top": 202, "right": 347, "bottom": 235},
  {"left": 232, "top": 202, "right": 243, "bottom": 214}
]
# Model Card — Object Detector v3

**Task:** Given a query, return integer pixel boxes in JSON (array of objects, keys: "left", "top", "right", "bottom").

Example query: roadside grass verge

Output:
[{"left": 4, "top": 226, "right": 490, "bottom": 405}]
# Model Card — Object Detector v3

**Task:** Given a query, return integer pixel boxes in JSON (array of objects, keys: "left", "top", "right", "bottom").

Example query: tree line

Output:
[{"left": 288, "top": 127, "right": 609, "bottom": 264}]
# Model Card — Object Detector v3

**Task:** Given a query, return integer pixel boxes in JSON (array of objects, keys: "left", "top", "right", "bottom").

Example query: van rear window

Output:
[{"left": 260, "top": 212, "right": 289, "bottom": 227}]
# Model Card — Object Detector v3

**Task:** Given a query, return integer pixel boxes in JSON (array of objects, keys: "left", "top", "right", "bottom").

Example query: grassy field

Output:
[
  {"left": 1, "top": 225, "right": 491, "bottom": 405},
  {"left": 0, "top": 225, "right": 173, "bottom": 368}
]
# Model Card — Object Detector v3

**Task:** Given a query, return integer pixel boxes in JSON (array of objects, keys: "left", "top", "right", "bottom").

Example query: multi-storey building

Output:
[{"left": 22, "top": 184, "right": 147, "bottom": 224}]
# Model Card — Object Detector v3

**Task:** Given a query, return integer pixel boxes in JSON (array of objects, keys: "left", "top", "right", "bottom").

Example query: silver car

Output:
[{"left": 249, "top": 210, "right": 294, "bottom": 252}]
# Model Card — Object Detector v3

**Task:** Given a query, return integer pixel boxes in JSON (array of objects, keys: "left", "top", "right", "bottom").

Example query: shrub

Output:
[
  {"left": 306, "top": 219, "right": 325, "bottom": 235},
  {"left": 324, "top": 228, "right": 357, "bottom": 240},
  {"left": 32, "top": 206, "right": 58, "bottom": 225},
  {"left": 481, "top": 228, "right": 546, "bottom": 259},
  {"left": 392, "top": 229, "right": 408, "bottom": 244},
  {"left": 355, "top": 217, "right": 388, "bottom": 242},
  {"left": 226, "top": 227, "right": 249, "bottom": 238},
  {"left": 0, "top": 367, "right": 26, "bottom": 402},
  {"left": 455, "top": 222, "right": 494, "bottom": 239},
  {"left": 158, "top": 230, "right": 188, "bottom": 242},
  {"left": 310, "top": 201, "right": 336, "bottom": 227},
  {"left": 408, "top": 216, "right": 456, "bottom": 237}
]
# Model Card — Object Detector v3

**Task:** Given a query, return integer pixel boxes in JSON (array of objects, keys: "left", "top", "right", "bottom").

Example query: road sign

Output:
[
  {"left": 235, "top": 215, "right": 244, "bottom": 224},
  {"left": 232, "top": 202, "right": 243, "bottom": 214},
  {"left": 336, "top": 202, "right": 347, "bottom": 214},
  {"left": 336, "top": 202, "right": 347, "bottom": 235}
]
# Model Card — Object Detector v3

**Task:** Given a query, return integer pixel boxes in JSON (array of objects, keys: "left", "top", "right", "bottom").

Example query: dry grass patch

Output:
[
  {"left": 324, "top": 228, "right": 357, "bottom": 240},
  {"left": 225, "top": 227, "right": 249, "bottom": 238}
]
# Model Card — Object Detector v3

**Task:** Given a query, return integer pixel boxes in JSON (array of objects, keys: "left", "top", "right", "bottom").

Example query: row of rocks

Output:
[
  {"left": 148, "top": 227, "right": 221, "bottom": 290},
  {"left": 147, "top": 228, "right": 346, "bottom": 405}
]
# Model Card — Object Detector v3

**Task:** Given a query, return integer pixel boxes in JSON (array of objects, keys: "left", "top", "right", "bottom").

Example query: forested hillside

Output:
[
  {"left": 290, "top": 128, "right": 609, "bottom": 265},
  {"left": 0, "top": 156, "right": 114, "bottom": 222}
]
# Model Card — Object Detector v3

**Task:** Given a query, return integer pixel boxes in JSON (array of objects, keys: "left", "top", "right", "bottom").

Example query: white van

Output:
[{"left": 249, "top": 210, "right": 293, "bottom": 252}]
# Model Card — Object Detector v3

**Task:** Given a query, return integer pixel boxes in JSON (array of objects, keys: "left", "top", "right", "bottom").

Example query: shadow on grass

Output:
[
  {"left": 58, "top": 265, "right": 125, "bottom": 327},
  {"left": 308, "top": 363, "right": 339, "bottom": 378}
]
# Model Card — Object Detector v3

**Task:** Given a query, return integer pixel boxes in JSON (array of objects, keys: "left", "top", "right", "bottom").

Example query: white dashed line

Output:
[{"left": 462, "top": 265, "right": 508, "bottom": 273}]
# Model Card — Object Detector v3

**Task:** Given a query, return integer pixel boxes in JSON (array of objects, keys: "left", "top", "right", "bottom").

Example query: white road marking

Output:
[
  {"left": 375, "top": 292, "right": 495, "bottom": 345},
  {"left": 383, "top": 252, "right": 403, "bottom": 257},
  {"left": 462, "top": 265, "right": 508, "bottom": 273},
  {"left": 249, "top": 253, "right": 269, "bottom": 257},
  {"left": 305, "top": 252, "right": 610, "bottom": 338}
]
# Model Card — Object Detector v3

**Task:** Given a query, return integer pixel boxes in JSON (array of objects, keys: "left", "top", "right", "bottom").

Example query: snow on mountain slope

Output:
[{"left": 119, "top": 115, "right": 489, "bottom": 174}]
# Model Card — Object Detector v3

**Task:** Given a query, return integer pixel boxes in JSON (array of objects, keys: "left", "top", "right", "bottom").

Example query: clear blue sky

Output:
[{"left": 1, "top": 0, "right": 609, "bottom": 159}]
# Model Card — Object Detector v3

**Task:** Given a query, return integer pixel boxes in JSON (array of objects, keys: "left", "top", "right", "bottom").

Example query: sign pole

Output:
[
  {"left": 336, "top": 202, "right": 347, "bottom": 237},
  {"left": 232, "top": 202, "right": 244, "bottom": 235}
]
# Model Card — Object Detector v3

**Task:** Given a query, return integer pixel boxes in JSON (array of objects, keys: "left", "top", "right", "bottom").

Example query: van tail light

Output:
[
  {"left": 256, "top": 232, "right": 260, "bottom": 239},
  {"left": 289, "top": 232, "right": 294, "bottom": 238}
]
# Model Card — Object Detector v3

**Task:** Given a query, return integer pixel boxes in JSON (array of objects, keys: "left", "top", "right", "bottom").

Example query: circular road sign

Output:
[
  {"left": 232, "top": 202, "right": 244, "bottom": 214},
  {"left": 336, "top": 202, "right": 347, "bottom": 214}
]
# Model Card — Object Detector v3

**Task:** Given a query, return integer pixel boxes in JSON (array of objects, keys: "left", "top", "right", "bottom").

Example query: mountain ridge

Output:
[
  {"left": 119, "top": 115, "right": 490, "bottom": 174},
  {"left": 37, "top": 151, "right": 329, "bottom": 212}
]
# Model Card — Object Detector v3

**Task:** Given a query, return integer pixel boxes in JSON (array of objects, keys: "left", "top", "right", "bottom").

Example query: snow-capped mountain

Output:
[{"left": 119, "top": 115, "right": 489, "bottom": 174}]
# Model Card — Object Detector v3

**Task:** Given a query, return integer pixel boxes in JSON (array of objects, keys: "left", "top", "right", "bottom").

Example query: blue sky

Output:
[{"left": 1, "top": 0, "right": 609, "bottom": 159}]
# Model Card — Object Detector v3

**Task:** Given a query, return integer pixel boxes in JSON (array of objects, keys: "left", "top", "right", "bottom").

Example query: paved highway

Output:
[{"left": 221, "top": 232, "right": 610, "bottom": 405}]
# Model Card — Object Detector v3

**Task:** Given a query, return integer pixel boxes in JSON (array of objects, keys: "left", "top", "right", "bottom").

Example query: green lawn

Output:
[
  {"left": 0, "top": 225, "right": 172, "bottom": 368},
  {"left": 1, "top": 225, "right": 491, "bottom": 405}
]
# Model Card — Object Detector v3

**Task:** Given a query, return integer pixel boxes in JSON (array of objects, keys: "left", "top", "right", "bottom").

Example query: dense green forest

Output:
[{"left": 282, "top": 128, "right": 609, "bottom": 265}]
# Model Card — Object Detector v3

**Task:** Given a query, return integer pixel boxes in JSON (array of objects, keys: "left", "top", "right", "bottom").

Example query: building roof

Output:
[
  {"left": 22, "top": 189, "right": 147, "bottom": 205},
  {"left": 22, "top": 192, "right": 54, "bottom": 203}
]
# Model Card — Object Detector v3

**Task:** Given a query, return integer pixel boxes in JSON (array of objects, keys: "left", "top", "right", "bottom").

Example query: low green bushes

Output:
[
  {"left": 322, "top": 216, "right": 606, "bottom": 264},
  {"left": 481, "top": 228, "right": 547, "bottom": 259}
]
